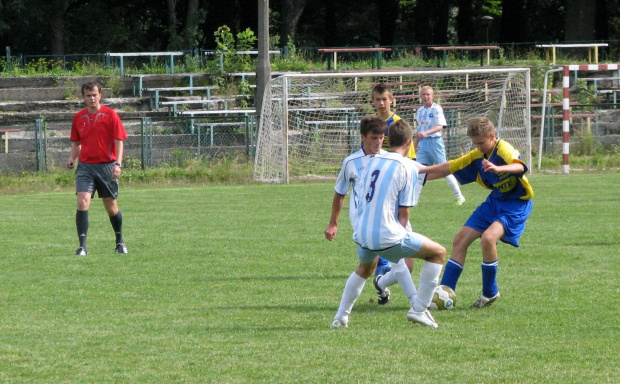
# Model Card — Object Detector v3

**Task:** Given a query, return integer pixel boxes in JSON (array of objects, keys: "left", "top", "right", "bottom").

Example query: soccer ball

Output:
[{"left": 429, "top": 285, "right": 456, "bottom": 310}]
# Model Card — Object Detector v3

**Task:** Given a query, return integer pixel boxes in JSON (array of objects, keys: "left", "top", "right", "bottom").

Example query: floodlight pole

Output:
[
  {"left": 480, "top": 16, "right": 494, "bottom": 44},
  {"left": 256, "top": 0, "right": 271, "bottom": 126}
]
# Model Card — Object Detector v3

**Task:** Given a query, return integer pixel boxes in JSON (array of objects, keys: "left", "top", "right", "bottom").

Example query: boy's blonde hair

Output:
[
  {"left": 467, "top": 117, "right": 495, "bottom": 137},
  {"left": 388, "top": 120, "right": 413, "bottom": 148},
  {"left": 371, "top": 83, "right": 393, "bottom": 99}
]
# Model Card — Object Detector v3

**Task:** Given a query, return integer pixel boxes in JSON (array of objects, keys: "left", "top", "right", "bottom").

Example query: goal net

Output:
[{"left": 254, "top": 68, "right": 531, "bottom": 183}]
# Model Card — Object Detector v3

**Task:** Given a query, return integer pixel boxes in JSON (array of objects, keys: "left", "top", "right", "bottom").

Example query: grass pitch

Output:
[{"left": 0, "top": 173, "right": 618, "bottom": 383}]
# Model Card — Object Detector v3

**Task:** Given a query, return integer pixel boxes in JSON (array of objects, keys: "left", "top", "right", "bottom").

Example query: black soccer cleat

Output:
[
  {"left": 115, "top": 243, "right": 128, "bottom": 254},
  {"left": 373, "top": 274, "right": 391, "bottom": 305},
  {"left": 75, "top": 247, "right": 89, "bottom": 256}
]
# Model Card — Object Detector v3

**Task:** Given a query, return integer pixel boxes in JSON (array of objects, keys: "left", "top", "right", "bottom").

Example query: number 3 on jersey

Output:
[{"left": 366, "top": 170, "right": 380, "bottom": 202}]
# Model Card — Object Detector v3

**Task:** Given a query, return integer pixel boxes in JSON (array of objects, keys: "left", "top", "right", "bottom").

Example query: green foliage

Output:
[{"left": 213, "top": 25, "right": 258, "bottom": 73}]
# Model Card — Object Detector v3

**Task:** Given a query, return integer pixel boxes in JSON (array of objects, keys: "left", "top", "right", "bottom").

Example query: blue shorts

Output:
[
  {"left": 416, "top": 137, "right": 447, "bottom": 165},
  {"left": 465, "top": 196, "right": 532, "bottom": 247},
  {"left": 357, "top": 232, "right": 424, "bottom": 264}
]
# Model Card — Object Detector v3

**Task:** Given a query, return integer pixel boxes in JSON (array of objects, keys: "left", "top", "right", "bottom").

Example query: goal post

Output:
[{"left": 254, "top": 68, "right": 531, "bottom": 183}]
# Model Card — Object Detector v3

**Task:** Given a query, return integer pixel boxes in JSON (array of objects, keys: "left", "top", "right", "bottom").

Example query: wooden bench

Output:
[
  {"left": 226, "top": 71, "right": 301, "bottom": 83},
  {"left": 105, "top": 51, "right": 186, "bottom": 75},
  {"left": 428, "top": 45, "right": 500, "bottom": 67},
  {"left": 535, "top": 44, "right": 608, "bottom": 65},
  {"left": 177, "top": 109, "right": 256, "bottom": 117},
  {"left": 317, "top": 47, "right": 392, "bottom": 70},
  {"left": 126, "top": 73, "right": 198, "bottom": 97},
  {"left": 142, "top": 86, "right": 220, "bottom": 110},
  {"left": 160, "top": 98, "right": 236, "bottom": 115},
  {"left": 0, "top": 128, "right": 20, "bottom": 153}
]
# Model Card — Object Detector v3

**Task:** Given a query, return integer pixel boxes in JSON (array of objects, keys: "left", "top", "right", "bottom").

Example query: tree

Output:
[
  {"left": 564, "top": 0, "right": 596, "bottom": 41},
  {"left": 280, "top": 0, "right": 307, "bottom": 46}
]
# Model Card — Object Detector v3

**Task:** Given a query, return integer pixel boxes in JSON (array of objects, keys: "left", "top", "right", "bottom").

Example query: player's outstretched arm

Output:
[{"left": 419, "top": 162, "right": 451, "bottom": 180}]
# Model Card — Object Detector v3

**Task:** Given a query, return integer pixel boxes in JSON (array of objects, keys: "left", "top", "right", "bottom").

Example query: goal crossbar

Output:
[{"left": 254, "top": 68, "right": 531, "bottom": 183}]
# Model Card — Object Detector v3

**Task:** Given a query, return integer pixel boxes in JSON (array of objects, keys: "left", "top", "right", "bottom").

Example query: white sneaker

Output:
[
  {"left": 471, "top": 292, "right": 500, "bottom": 308},
  {"left": 406, "top": 308, "right": 438, "bottom": 328},
  {"left": 330, "top": 319, "right": 348, "bottom": 329}
]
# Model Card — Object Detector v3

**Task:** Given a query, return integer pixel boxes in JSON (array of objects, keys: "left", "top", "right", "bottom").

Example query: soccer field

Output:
[{"left": 0, "top": 173, "right": 618, "bottom": 383}]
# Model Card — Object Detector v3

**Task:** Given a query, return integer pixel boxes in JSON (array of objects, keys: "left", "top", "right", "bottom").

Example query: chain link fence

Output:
[{"left": 0, "top": 115, "right": 257, "bottom": 174}]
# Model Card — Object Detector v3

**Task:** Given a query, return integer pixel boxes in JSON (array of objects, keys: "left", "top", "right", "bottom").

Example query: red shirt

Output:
[{"left": 70, "top": 105, "right": 128, "bottom": 164}]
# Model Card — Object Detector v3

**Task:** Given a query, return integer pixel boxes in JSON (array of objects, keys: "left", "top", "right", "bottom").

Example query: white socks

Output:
[
  {"left": 446, "top": 174, "right": 464, "bottom": 199},
  {"left": 413, "top": 262, "right": 442, "bottom": 312},
  {"left": 414, "top": 173, "right": 464, "bottom": 204},
  {"left": 334, "top": 272, "right": 366, "bottom": 323}
]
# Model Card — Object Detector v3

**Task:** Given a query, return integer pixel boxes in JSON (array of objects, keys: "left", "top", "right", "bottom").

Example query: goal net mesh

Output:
[{"left": 254, "top": 69, "right": 530, "bottom": 183}]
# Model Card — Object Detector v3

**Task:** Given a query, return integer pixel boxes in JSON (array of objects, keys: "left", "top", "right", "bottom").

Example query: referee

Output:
[{"left": 67, "top": 81, "right": 129, "bottom": 256}]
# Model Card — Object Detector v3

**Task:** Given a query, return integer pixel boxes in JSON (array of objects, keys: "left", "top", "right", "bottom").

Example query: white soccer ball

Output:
[{"left": 429, "top": 285, "right": 457, "bottom": 310}]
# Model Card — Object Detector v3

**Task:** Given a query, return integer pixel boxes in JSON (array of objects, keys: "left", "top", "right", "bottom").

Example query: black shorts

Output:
[{"left": 75, "top": 161, "right": 119, "bottom": 199}]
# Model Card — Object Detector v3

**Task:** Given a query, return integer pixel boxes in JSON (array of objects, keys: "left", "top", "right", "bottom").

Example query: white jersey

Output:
[
  {"left": 353, "top": 152, "right": 421, "bottom": 250},
  {"left": 334, "top": 148, "right": 387, "bottom": 230},
  {"left": 416, "top": 103, "right": 447, "bottom": 138}
]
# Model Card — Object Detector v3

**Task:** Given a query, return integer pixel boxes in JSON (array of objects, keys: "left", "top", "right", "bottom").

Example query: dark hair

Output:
[
  {"left": 359, "top": 115, "right": 387, "bottom": 136},
  {"left": 387, "top": 120, "right": 413, "bottom": 148},
  {"left": 81, "top": 81, "right": 102, "bottom": 96},
  {"left": 371, "top": 83, "right": 393, "bottom": 99}
]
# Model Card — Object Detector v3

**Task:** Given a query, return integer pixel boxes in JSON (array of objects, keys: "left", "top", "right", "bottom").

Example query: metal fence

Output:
[{"left": 0, "top": 116, "right": 257, "bottom": 174}]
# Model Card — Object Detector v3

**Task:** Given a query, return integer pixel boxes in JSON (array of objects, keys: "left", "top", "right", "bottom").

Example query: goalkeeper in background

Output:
[{"left": 420, "top": 117, "right": 534, "bottom": 308}]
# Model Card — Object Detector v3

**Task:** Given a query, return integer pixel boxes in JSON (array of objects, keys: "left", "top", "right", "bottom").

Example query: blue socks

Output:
[
  {"left": 481, "top": 260, "right": 499, "bottom": 297},
  {"left": 440, "top": 258, "right": 499, "bottom": 297},
  {"left": 440, "top": 258, "right": 463, "bottom": 291}
]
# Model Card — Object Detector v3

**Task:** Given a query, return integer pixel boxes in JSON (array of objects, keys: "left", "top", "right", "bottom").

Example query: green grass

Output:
[{"left": 0, "top": 174, "right": 618, "bottom": 383}]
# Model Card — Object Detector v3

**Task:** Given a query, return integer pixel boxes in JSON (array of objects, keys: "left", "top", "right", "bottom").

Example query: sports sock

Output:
[
  {"left": 334, "top": 272, "right": 366, "bottom": 323},
  {"left": 109, "top": 211, "right": 124, "bottom": 243},
  {"left": 414, "top": 261, "right": 442, "bottom": 312},
  {"left": 392, "top": 258, "right": 417, "bottom": 307},
  {"left": 440, "top": 258, "right": 464, "bottom": 291},
  {"left": 378, "top": 267, "right": 398, "bottom": 288},
  {"left": 446, "top": 174, "right": 464, "bottom": 199},
  {"left": 76, "top": 210, "right": 89, "bottom": 248},
  {"left": 481, "top": 260, "right": 499, "bottom": 297},
  {"left": 413, "top": 172, "right": 427, "bottom": 205}
]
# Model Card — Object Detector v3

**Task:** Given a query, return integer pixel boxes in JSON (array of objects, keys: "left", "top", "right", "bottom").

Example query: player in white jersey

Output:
[
  {"left": 414, "top": 86, "right": 465, "bottom": 206},
  {"left": 328, "top": 122, "right": 387, "bottom": 236},
  {"left": 331, "top": 120, "right": 447, "bottom": 329}
]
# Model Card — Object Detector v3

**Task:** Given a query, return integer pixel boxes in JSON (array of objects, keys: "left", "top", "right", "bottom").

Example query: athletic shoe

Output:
[
  {"left": 456, "top": 197, "right": 466, "bottom": 206},
  {"left": 75, "top": 247, "right": 88, "bottom": 256},
  {"left": 471, "top": 292, "right": 500, "bottom": 308},
  {"left": 330, "top": 319, "right": 348, "bottom": 329},
  {"left": 406, "top": 308, "right": 439, "bottom": 328},
  {"left": 115, "top": 243, "right": 128, "bottom": 254},
  {"left": 374, "top": 263, "right": 392, "bottom": 277},
  {"left": 373, "top": 275, "right": 391, "bottom": 305}
]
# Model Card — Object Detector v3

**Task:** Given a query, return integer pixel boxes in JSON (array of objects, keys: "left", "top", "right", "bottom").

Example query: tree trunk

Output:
[
  {"left": 414, "top": 0, "right": 450, "bottom": 45},
  {"left": 166, "top": 0, "right": 179, "bottom": 47},
  {"left": 378, "top": 0, "right": 398, "bottom": 46},
  {"left": 183, "top": 0, "right": 200, "bottom": 49},
  {"left": 500, "top": 0, "right": 525, "bottom": 43},
  {"left": 564, "top": 0, "right": 596, "bottom": 41},
  {"left": 49, "top": 0, "right": 69, "bottom": 56},
  {"left": 280, "top": 0, "right": 307, "bottom": 47}
]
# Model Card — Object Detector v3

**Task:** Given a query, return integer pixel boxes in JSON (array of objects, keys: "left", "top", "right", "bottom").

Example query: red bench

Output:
[{"left": 317, "top": 47, "right": 392, "bottom": 70}]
